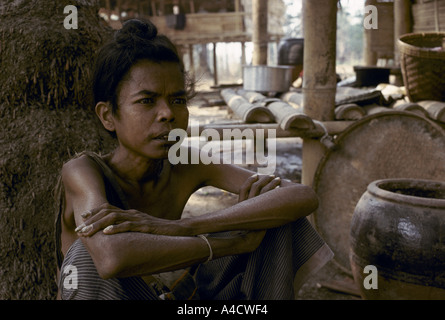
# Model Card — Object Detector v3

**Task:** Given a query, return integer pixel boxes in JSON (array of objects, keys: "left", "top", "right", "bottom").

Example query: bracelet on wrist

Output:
[{"left": 197, "top": 234, "right": 213, "bottom": 263}]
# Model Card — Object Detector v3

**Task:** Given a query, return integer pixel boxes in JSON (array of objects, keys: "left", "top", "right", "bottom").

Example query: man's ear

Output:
[{"left": 95, "top": 102, "right": 116, "bottom": 133}]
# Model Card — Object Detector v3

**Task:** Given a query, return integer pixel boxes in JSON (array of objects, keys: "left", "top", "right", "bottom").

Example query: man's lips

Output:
[
  {"left": 153, "top": 133, "right": 169, "bottom": 140},
  {"left": 152, "top": 130, "right": 181, "bottom": 143}
]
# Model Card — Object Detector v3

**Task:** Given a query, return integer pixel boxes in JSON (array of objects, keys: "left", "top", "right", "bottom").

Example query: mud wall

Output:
[{"left": 0, "top": 0, "right": 114, "bottom": 299}]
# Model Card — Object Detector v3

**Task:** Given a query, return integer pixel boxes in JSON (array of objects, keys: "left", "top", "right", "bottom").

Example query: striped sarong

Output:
[
  {"left": 196, "top": 218, "right": 333, "bottom": 300},
  {"left": 59, "top": 239, "right": 161, "bottom": 300}
]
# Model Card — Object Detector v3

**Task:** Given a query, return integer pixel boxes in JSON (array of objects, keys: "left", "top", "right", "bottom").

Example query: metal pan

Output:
[{"left": 243, "top": 65, "right": 294, "bottom": 93}]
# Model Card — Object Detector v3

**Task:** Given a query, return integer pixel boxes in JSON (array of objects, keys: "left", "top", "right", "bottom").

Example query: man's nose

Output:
[{"left": 157, "top": 99, "right": 175, "bottom": 122}]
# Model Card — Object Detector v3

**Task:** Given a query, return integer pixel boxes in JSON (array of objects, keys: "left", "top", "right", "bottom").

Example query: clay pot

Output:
[
  {"left": 350, "top": 178, "right": 445, "bottom": 300},
  {"left": 278, "top": 38, "right": 304, "bottom": 81}
]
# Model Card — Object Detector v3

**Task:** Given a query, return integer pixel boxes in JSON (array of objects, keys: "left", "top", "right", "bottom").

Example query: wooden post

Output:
[
  {"left": 252, "top": 0, "right": 268, "bottom": 65},
  {"left": 302, "top": 0, "right": 337, "bottom": 121},
  {"left": 150, "top": 1, "right": 157, "bottom": 16},
  {"left": 364, "top": 0, "right": 377, "bottom": 65},
  {"left": 240, "top": 41, "right": 246, "bottom": 83},
  {"left": 137, "top": 0, "right": 142, "bottom": 17},
  {"left": 235, "top": 0, "right": 240, "bottom": 12},
  {"left": 160, "top": 0, "right": 165, "bottom": 16},
  {"left": 241, "top": 41, "right": 246, "bottom": 64},
  {"left": 105, "top": 0, "right": 111, "bottom": 19},
  {"left": 116, "top": 0, "right": 122, "bottom": 20},
  {"left": 301, "top": 0, "right": 337, "bottom": 190},
  {"left": 394, "top": 0, "right": 412, "bottom": 66},
  {"left": 213, "top": 43, "right": 218, "bottom": 86},
  {"left": 188, "top": 44, "right": 195, "bottom": 83}
]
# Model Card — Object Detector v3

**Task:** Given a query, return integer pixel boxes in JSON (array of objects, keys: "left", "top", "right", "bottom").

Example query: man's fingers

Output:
[
  {"left": 239, "top": 174, "right": 282, "bottom": 202},
  {"left": 75, "top": 222, "right": 95, "bottom": 235},
  {"left": 77, "top": 208, "right": 153, "bottom": 236},
  {"left": 81, "top": 203, "right": 115, "bottom": 220},
  {"left": 247, "top": 175, "right": 276, "bottom": 199},
  {"left": 81, "top": 206, "right": 122, "bottom": 226},
  {"left": 102, "top": 223, "right": 129, "bottom": 235},
  {"left": 238, "top": 174, "right": 258, "bottom": 202},
  {"left": 77, "top": 211, "right": 130, "bottom": 236},
  {"left": 102, "top": 221, "right": 147, "bottom": 235},
  {"left": 80, "top": 210, "right": 92, "bottom": 220},
  {"left": 259, "top": 177, "right": 281, "bottom": 194}
]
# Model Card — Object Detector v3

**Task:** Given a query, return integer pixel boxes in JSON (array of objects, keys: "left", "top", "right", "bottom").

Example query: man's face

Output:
[{"left": 111, "top": 60, "right": 189, "bottom": 160}]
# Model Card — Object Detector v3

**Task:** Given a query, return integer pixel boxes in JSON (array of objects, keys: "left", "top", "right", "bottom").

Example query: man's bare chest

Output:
[{"left": 123, "top": 181, "right": 192, "bottom": 220}]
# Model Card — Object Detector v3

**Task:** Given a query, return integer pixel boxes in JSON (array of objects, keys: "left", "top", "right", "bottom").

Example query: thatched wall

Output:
[
  {"left": 412, "top": 0, "right": 445, "bottom": 32},
  {"left": 0, "top": 0, "right": 114, "bottom": 299}
]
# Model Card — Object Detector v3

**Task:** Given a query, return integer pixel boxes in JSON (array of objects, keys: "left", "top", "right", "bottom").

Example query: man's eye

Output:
[
  {"left": 138, "top": 98, "right": 155, "bottom": 104},
  {"left": 171, "top": 98, "right": 187, "bottom": 105}
]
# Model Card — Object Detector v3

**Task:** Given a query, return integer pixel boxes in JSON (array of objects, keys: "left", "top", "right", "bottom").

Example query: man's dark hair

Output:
[{"left": 92, "top": 19, "right": 185, "bottom": 114}]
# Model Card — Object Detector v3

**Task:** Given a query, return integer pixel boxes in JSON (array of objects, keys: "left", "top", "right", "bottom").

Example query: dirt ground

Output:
[{"left": 182, "top": 90, "right": 361, "bottom": 300}]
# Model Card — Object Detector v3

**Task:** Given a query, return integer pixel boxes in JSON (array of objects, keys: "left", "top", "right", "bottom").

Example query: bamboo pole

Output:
[
  {"left": 241, "top": 42, "right": 246, "bottom": 66},
  {"left": 188, "top": 43, "right": 195, "bottom": 83},
  {"left": 364, "top": 0, "right": 377, "bottom": 65},
  {"left": 301, "top": 0, "right": 338, "bottom": 190},
  {"left": 186, "top": 121, "right": 353, "bottom": 139},
  {"left": 212, "top": 42, "right": 218, "bottom": 86},
  {"left": 302, "top": 0, "right": 337, "bottom": 121},
  {"left": 394, "top": 0, "right": 412, "bottom": 66},
  {"left": 252, "top": 0, "right": 268, "bottom": 65},
  {"left": 236, "top": 89, "right": 315, "bottom": 130},
  {"left": 220, "top": 88, "right": 274, "bottom": 123}
]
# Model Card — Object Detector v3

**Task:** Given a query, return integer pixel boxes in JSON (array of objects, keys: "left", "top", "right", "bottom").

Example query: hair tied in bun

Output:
[{"left": 114, "top": 19, "right": 158, "bottom": 43}]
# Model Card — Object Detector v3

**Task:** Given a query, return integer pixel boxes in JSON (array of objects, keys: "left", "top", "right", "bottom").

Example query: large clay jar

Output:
[{"left": 350, "top": 178, "right": 445, "bottom": 300}]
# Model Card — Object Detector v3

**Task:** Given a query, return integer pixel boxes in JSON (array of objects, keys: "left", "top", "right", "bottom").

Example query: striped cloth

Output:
[
  {"left": 59, "top": 239, "right": 161, "bottom": 300},
  {"left": 196, "top": 218, "right": 332, "bottom": 300},
  {"left": 55, "top": 152, "right": 333, "bottom": 300}
]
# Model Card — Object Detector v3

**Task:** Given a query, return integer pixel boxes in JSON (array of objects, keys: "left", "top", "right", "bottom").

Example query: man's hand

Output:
[
  {"left": 238, "top": 174, "right": 281, "bottom": 202},
  {"left": 75, "top": 203, "right": 190, "bottom": 237}
]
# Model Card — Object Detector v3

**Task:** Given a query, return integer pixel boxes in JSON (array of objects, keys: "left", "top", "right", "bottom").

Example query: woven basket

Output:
[{"left": 398, "top": 32, "right": 445, "bottom": 102}]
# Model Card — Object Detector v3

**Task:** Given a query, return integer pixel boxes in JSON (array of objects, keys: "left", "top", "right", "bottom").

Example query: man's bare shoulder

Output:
[
  {"left": 61, "top": 153, "right": 106, "bottom": 195},
  {"left": 62, "top": 153, "right": 105, "bottom": 173}
]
